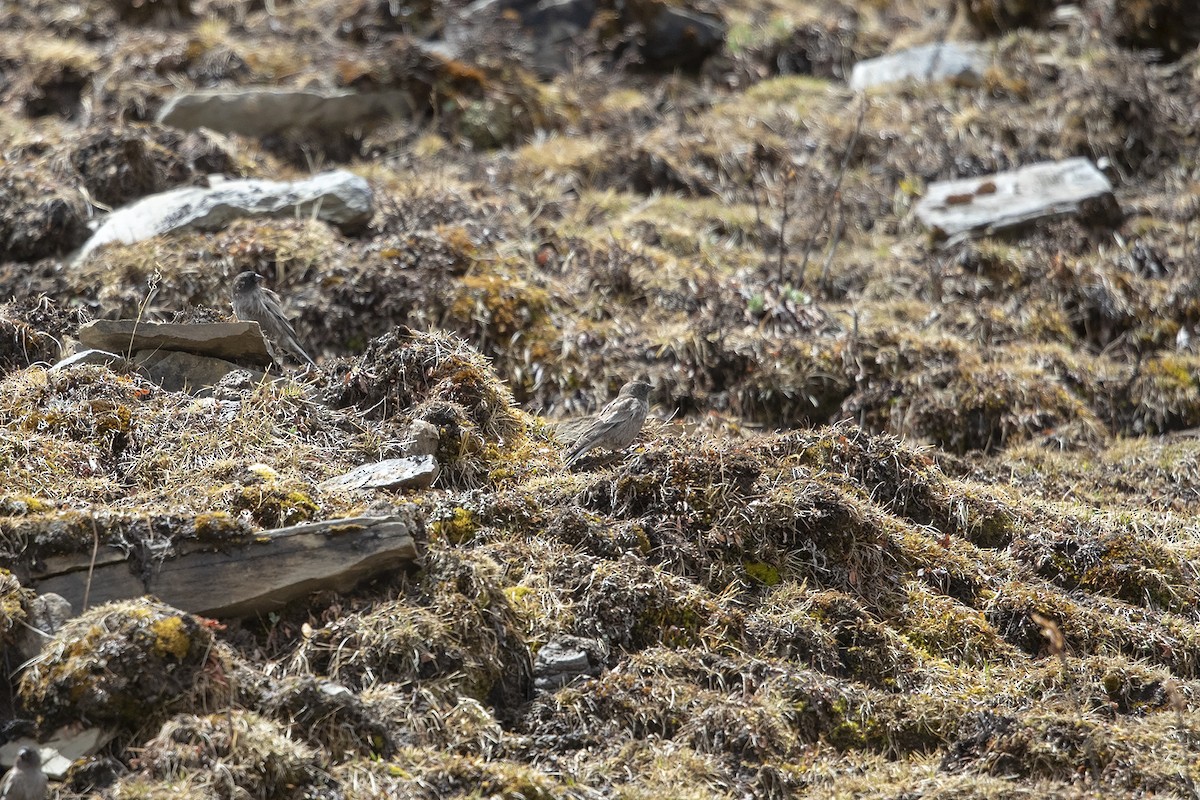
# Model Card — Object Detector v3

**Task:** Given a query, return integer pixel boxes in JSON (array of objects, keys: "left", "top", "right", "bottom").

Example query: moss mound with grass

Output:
[{"left": 19, "top": 599, "right": 232, "bottom": 732}]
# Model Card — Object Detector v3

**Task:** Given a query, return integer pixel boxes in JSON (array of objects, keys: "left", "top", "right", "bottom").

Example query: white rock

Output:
[
  {"left": 915, "top": 158, "right": 1117, "bottom": 239},
  {"left": 49, "top": 349, "right": 127, "bottom": 372},
  {"left": 76, "top": 170, "right": 373, "bottom": 260},
  {"left": 851, "top": 42, "right": 987, "bottom": 91}
]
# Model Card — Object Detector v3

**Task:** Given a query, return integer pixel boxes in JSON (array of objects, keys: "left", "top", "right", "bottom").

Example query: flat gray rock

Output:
[
  {"left": 78, "top": 320, "right": 272, "bottom": 364},
  {"left": 533, "top": 634, "right": 608, "bottom": 692},
  {"left": 402, "top": 420, "right": 440, "bottom": 458},
  {"left": 851, "top": 42, "right": 986, "bottom": 91},
  {"left": 320, "top": 456, "right": 440, "bottom": 492},
  {"left": 157, "top": 88, "right": 413, "bottom": 137},
  {"left": 76, "top": 170, "right": 373, "bottom": 259},
  {"left": 915, "top": 158, "right": 1118, "bottom": 239},
  {"left": 136, "top": 349, "right": 269, "bottom": 395}
]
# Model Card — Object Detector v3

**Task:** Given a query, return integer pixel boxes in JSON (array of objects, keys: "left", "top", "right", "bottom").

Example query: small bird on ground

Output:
[
  {"left": 563, "top": 380, "right": 652, "bottom": 467},
  {"left": 1, "top": 748, "right": 47, "bottom": 800},
  {"left": 230, "top": 271, "right": 317, "bottom": 367}
]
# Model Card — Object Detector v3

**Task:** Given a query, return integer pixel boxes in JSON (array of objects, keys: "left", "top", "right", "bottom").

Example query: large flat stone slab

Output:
[
  {"left": 915, "top": 158, "right": 1118, "bottom": 239},
  {"left": 157, "top": 88, "right": 413, "bottom": 137},
  {"left": 76, "top": 170, "right": 373, "bottom": 259},
  {"left": 78, "top": 320, "right": 272, "bottom": 364},
  {"left": 851, "top": 42, "right": 987, "bottom": 91}
]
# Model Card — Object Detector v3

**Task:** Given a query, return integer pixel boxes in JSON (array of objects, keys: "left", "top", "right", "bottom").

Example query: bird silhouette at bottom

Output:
[{"left": 1, "top": 748, "right": 47, "bottom": 800}]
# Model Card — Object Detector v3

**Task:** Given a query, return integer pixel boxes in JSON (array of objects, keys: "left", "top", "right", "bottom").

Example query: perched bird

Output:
[
  {"left": 230, "top": 271, "right": 317, "bottom": 367},
  {"left": 563, "top": 380, "right": 652, "bottom": 466},
  {"left": 0, "top": 748, "right": 47, "bottom": 800}
]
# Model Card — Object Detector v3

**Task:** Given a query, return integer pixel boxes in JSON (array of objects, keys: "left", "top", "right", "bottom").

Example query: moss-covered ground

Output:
[{"left": 1, "top": 0, "right": 1200, "bottom": 797}]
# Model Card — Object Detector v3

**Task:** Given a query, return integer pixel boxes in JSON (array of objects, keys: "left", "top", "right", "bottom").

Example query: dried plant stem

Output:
[{"left": 796, "top": 97, "right": 867, "bottom": 289}]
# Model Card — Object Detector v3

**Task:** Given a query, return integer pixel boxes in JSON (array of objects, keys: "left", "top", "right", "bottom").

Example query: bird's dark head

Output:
[
  {"left": 15, "top": 748, "right": 41, "bottom": 769},
  {"left": 232, "top": 271, "right": 262, "bottom": 295},
  {"left": 620, "top": 380, "right": 652, "bottom": 401}
]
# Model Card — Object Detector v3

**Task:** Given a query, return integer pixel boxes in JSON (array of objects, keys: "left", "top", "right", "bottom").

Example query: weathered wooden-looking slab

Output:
[
  {"left": 915, "top": 158, "right": 1117, "bottom": 239},
  {"left": 31, "top": 514, "right": 419, "bottom": 618}
]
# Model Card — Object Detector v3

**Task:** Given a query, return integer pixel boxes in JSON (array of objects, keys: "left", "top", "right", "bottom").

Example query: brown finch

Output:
[
  {"left": 230, "top": 271, "right": 317, "bottom": 367},
  {"left": 564, "top": 380, "right": 652, "bottom": 466}
]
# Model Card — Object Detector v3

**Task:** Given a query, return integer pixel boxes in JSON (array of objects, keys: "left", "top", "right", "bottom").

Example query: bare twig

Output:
[
  {"left": 82, "top": 518, "right": 100, "bottom": 612},
  {"left": 818, "top": 204, "right": 846, "bottom": 295},
  {"left": 127, "top": 270, "right": 162, "bottom": 358},
  {"left": 796, "top": 97, "right": 867, "bottom": 288},
  {"left": 776, "top": 167, "right": 794, "bottom": 285}
]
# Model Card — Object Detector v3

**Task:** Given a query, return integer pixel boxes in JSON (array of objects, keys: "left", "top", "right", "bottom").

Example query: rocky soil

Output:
[{"left": 2, "top": 0, "right": 1200, "bottom": 797}]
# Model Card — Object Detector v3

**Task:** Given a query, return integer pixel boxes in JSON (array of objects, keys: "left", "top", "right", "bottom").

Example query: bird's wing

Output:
[
  {"left": 262, "top": 289, "right": 317, "bottom": 365},
  {"left": 563, "top": 398, "right": 639, "bottom": 464},
  {"left": 261, "top": 289, "right": 300, "bottom": 333},
  {"left": 597, "top": 396, "right": 638, "bottom": 425}
]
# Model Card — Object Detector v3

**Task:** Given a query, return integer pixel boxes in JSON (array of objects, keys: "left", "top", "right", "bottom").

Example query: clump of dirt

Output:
[
  {"left": 66, "top": 124, "right": 242, "bottom": 207},
  {"left": 325, "top": 326, "right": 532, "bottom": 487},
  {"left": 0, "top": 162, "right": 89, "bottom": 262},
  {"left": 19, "top": 599, "right": 232, "bottom": 731},
  {"left": 960, "top": 0, "right": 1055, "bottom": 35},
  {"left": 0, "top": 296, "right": 68, "bottom": 373},
  {"left": 285, "top": 544, "right": 531, "bottom": 710},
  {"left": 0, "top": 570, "right": 32, "bottom": 648},
  {"left": 1105, "top": 0, "right": 1200, "bottom": 60},
  {"left": 128, "top": 710, "right": 330, "bottom": 799},
  {"left": 260, "top": 675, "right": 395, "bottom": 758}
]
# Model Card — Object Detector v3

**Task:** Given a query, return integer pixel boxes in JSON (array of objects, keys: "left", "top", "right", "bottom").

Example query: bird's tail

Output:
[{"left": 563, "top": 441, "right": 588, "bottom": 466}]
